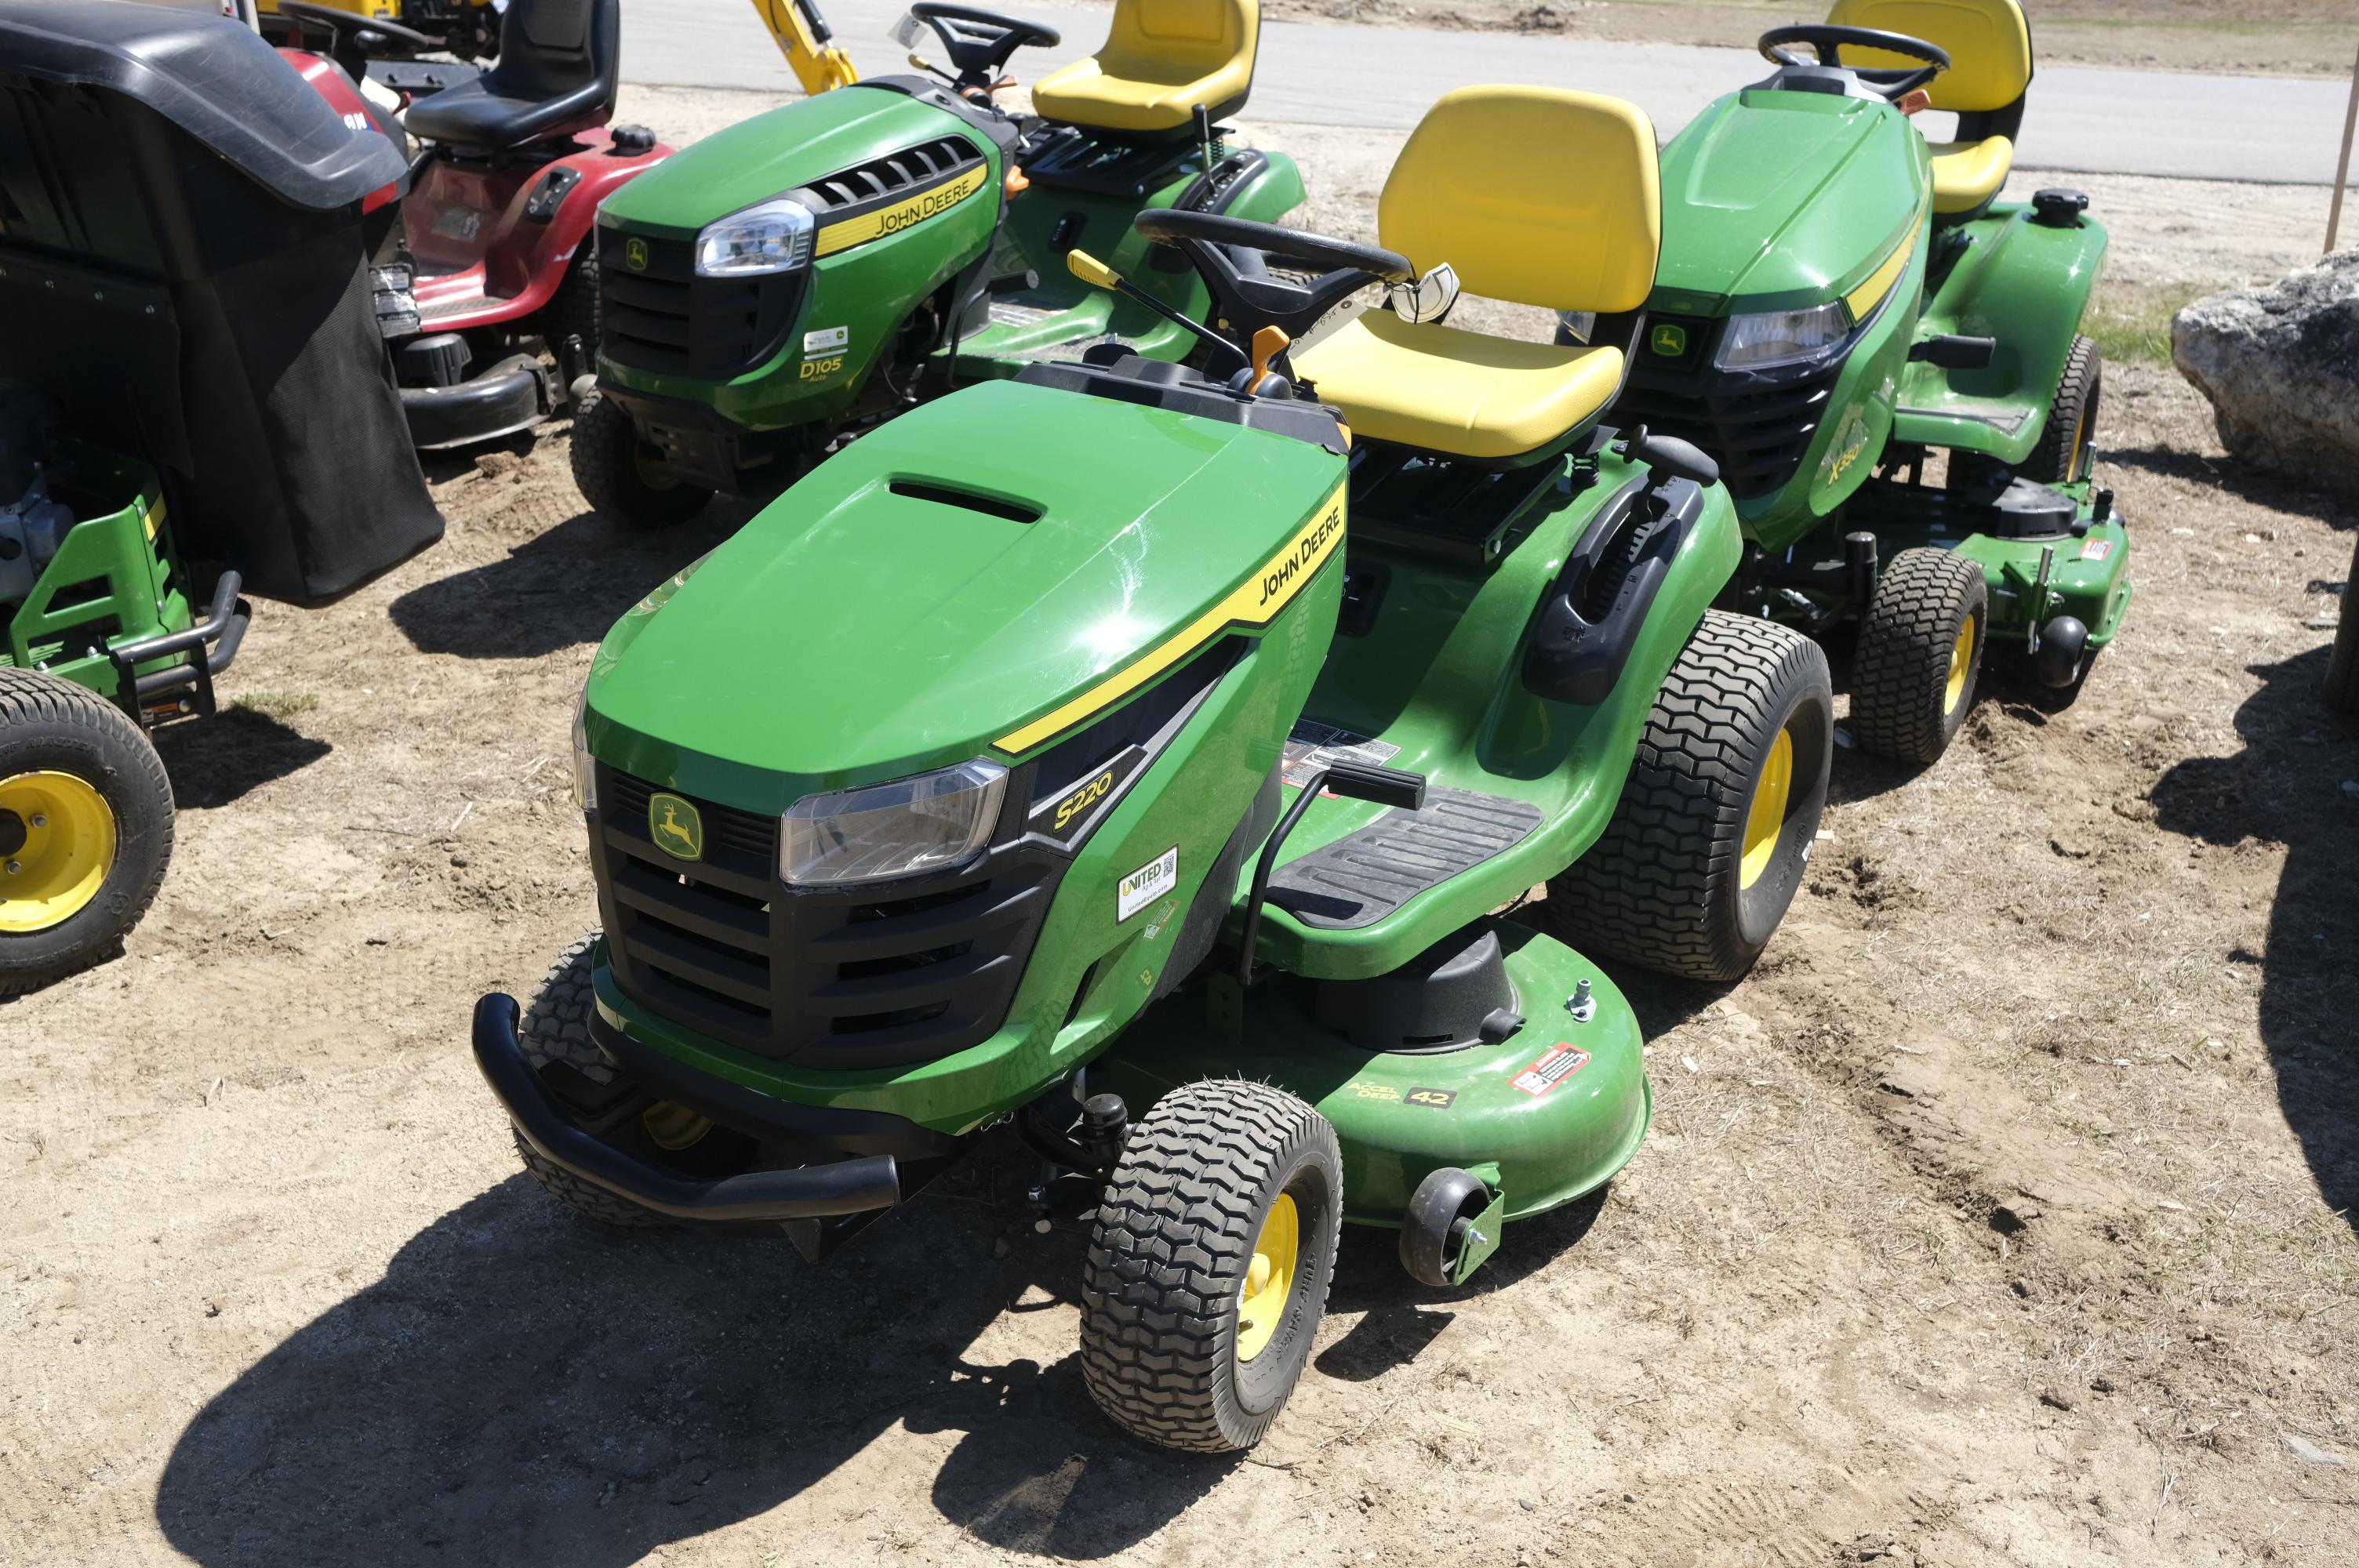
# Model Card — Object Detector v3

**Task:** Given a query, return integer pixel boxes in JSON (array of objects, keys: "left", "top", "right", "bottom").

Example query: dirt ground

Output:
[
  {"left": 4, "top": 101, "right": 2358, "bottom": 1568},
  {"left": 1254, "top": 0, "right": 2359, "bottom": 78}
]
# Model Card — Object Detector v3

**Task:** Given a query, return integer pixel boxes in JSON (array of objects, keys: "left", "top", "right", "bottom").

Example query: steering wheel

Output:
[
  {"left": 1131, "top": 210, "right": 1414, "bottom": 387},
  {"left": 1757, "top": 24, "right": 1950, "bottom": 99},
  {"left": 906, "top": 4, "right": 1059, "bottom": 89},
  {"left": 277, "top": 0, "right": 441, "bottom": 52}
]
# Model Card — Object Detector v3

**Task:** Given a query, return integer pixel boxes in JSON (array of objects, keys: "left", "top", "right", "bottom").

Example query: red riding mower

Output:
[{"left": 278, "top": 0, "right": 673, "bottom": 448}]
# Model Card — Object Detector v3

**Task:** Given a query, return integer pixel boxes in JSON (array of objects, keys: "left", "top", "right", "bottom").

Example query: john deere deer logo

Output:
[
  {"left": 624, "top": 236, "right": 650, "bottom": 273},
  {"left": 1650, "top": 323, "right": 1688, "bottom": 358},
  {"left": 649, "top": 792, "right": 703, "bottom": 861}
]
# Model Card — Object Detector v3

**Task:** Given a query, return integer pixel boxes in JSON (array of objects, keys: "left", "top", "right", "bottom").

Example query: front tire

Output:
[
  {"left": 511, "top": 932, "right": 669, "bottom": 1229},
  {"left": 1081, "top": 1080, "right": 1342, "bottom": 1453},
  {"left": 1851, "top": 548, "right": 1988, "bottom": 764},
  {"left": 569, "top": 385, "right": 711, "bottom": 530},
  {"left": 0, "top": 669, "right": 173, "bottom": 996},
  {"left": 1538, "top": 611, "right": 1834, "bottom": 984}
]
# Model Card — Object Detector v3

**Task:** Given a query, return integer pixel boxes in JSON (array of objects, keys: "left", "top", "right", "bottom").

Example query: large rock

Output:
[{"left": 2173, "top": 249, "right": 2359, "bottom": 484}]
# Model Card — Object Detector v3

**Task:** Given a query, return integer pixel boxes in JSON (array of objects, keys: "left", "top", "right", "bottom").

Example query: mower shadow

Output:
[
  {"left": 152, "top": 707, "right": 332, "bottom": 808},
  {"left": 2152, "top": 643, "right": 2359, "bottom": 1231},
  {"left": 154, "top": 1138, "right": 1229, "bottom": 1567},
  {"left": 1313, "top": 1186, "right": 1612, "bottom": 1386},
  {"left": 384, "top": 504, "right": 753, "bottom": 662}
]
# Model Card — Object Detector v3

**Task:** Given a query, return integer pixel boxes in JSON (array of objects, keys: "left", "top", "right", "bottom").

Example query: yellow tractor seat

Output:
[
  {"left": 1297, "top": 312, "right": 1624, "bottom": 462},
  {"left": 1929, "top": 136, "right": 2012, "bottom": 214},
  {"left": 1829, "top": 0, "right": 2033, "bottom": 220},
  {"left": 1292, "top": 85, "right": 1661, "bottom": 464},
  {"left": 1030, "top": 0, "right": 1258, "bottom": 136}
]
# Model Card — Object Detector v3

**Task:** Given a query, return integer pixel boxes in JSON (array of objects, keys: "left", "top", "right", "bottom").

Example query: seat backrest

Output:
[
  {"left": 1828, "top": 0, "right": 2031, "bottom": 114},
  {"left": 1100, "top": 0, "right": 1256, "bottom": 78},
  {"left": 482, "top": 0, "right": 613, "bottom": 105},
  {"left": 1378, "top": 86, "right": 1659, "bottom": 316}
]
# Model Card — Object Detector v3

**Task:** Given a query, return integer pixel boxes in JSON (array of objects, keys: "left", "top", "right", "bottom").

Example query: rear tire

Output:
[
  {"left": 512, "top": 932, "right": 669, "bottom": 1229},
  {"left": 0, "top": 669, "right": 173, "bottom": 996},
  {"left": 1081, "top": 1080, "right": 1341, "bottom": 1453},
  {"left": 1851, "top": 548, "right": 1988, "bottom": 764},
  {"left": 2024, "top": 335, "right": 2103, "bottom": 485},
  {"left": 534, "top": 249, "right": 599, "bottom": 363},
  {"left": 1537, "top": 611, "right": 1833, "bottom": 983},
  {"left": 570, "top": 384, "right": 711, "bottom": 530}
]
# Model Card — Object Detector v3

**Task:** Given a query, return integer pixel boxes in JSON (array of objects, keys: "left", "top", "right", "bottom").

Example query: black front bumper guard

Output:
[
  {"left": 106, "top": 569, "right": 251, "bottom": 725},
  {"left": 471, "top": 993, "right": 905, "bottom": 1224}
]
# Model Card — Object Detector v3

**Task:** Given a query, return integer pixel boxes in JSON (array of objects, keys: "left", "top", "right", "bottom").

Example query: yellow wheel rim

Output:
[
  {"left": 640, "top": 1100, "right": 712, "bottom": 1151},
  {"left": 0, "top": 771, "right": 118, "bottom": 934},
  {"left": 1943, "top": 617, "right": 1977, "bottom": 716},
  {"left": 1234, "top": 1192, "right": 1299, "bottom": 1364},
  {"left": 1739, "top": 728, "right": 1794, "bottom": 891}
]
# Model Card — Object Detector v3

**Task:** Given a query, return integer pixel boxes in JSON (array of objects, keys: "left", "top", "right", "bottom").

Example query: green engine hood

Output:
[
  {"left": 586, "top": 379, "right": 1347, "bottom": 810},
  {"left": 1651, "top": 89, "right": 1928, "bottom": 316},
  {"left": 595, "top": 83, "right": 984, "bottom": 234}
]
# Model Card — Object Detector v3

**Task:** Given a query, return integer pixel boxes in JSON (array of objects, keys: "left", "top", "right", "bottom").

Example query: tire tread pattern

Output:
[
  {"left": 512, "top": 931, "right": 667, "bottom": 1229},
  {"left": 1080, "top": 1079, "right": 1339, "bottom": 1453},
  {"left": 0, "top": 667, "right": 173, "bottom": 996},
  {"left": 1851, "top": 548, "right": 1986, "bottom": 764},
  {"left": 1536, "top": 611, "right": 1827, "bottom": 982}
]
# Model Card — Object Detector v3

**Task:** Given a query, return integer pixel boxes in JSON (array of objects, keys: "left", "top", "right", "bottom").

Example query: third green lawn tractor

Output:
[
  {"left": 475, "top": 85, "right": 1835, "bottom": 1454},
  {"left": 1594, "top": 0, "right": 2129, "bottom": 764},
  {"left": 0, "top": 1, "right": 443, "bottom": 992},
  {"left": 572, "top": 0, "right": 1310, "bottom": 527}
]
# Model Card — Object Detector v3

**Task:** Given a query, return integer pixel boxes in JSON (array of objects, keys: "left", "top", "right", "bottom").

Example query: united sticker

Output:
[
  {"left": 2079, "top": 539, "right": 2113, "bottom": 561},
  {"left": 1510, "top": 1044, "right": 1591, "bottom": 1098},
  {"left": 1118, "top": 846, "right": 1178, "bottom": 922}
]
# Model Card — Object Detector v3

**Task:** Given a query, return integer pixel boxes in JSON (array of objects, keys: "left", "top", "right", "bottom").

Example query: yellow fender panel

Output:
[{"left": 1293, "top": 311, "right": 1626, "bottom": 463}]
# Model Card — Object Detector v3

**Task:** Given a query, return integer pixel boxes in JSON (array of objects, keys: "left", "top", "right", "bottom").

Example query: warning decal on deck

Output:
[{"left": 1510, "top": 1044, "right": 1591, "bottom": 1098}]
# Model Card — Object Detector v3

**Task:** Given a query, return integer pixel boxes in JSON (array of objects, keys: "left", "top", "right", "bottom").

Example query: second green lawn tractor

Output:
[
  {"left": 1593, "top": 0, "right": 2129, "bottom": 764},
  {"left": 0, "top": 1, "right": 445, "bottom": 991},
  {"left": 476, "top": 85, "right": 1834, "bottom": 1453},
  {"left": 572, "top": 0, "right": 1310, "bottom": 527}
]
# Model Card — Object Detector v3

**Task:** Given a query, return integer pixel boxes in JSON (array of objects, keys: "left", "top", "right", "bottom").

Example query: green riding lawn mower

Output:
[
  {"left": 476, "top": 85, "right": 1841, "bottom": 1452},
  {"left": 1593, "top": 0, "right": 2129, "bottom": 764},
  {"left": 571, "top": 0, "right": 1313, "bottom": 527},
  {"left": 0, "top": 2, "right": 443, "bottom": 993}
]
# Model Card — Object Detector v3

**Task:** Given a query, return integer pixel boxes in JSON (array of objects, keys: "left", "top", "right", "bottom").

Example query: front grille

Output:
[
  {"left": 1612, "top": 314, "right": 1844, "bottom": 501},
  {"left": 597, "top": 228, "right": 805, "bottom": 382},
  {"left": 796, "top": 135, "right": 984, "bottom": 214},
  {"left": 591, "top": 767, "right": 1060, "bottom": 1071}
]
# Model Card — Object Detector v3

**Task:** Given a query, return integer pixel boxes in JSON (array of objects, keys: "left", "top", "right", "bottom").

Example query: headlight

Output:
[
  {"left": 696, "top": 198, "right": 816, "bottom": 278},
  {"left": 780, "top": 759, "right": 1007, "bottom": 886},
  {"left": 571, "top": 685, "right": 597, "bottom": 814},
  {"left": 1714, "top": 302, "right": 1851, "bottom": 371}
]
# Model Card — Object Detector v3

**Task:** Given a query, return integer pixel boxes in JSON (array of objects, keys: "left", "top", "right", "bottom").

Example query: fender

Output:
[
  {"left": 1898, "top": 201, "right": 2110, "bottom": 465},
  {"left": 405, "top": 129, "right": 674, "bottom": 332}
]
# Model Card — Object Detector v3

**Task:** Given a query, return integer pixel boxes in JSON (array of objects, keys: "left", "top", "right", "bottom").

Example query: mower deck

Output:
[{"left": 1099, "top": 924, "right": 1650, "bottom": 1228}]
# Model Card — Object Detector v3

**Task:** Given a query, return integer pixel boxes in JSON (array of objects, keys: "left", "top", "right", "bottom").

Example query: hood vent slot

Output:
[
  {"left": 800, "top": 136, "right": 983, "bottom": 212},
  {"left": 890, "top": 479, "right": 1043, "bottom": 524}
]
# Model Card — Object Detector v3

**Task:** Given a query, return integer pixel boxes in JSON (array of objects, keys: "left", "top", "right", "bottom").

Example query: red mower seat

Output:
[{"left": 401, "top": 0, "right": 618, "bottom": 152}]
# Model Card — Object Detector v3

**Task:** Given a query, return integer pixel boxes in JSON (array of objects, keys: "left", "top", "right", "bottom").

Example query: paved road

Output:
[{"left": 622, "top": 0, "right": 2356, "bottom": 184}]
